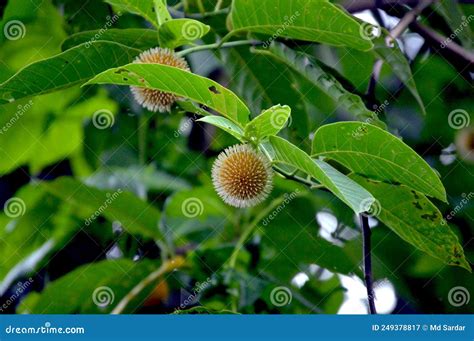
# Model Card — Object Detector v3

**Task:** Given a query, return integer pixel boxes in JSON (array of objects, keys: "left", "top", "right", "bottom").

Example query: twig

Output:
[
  {"left": 111, "top": 258, "right": 184, "bottom": 314},
  {"left": 410, "top": 21, "right": 474, "bottom": 65},
  {"left": 359, "top": 214, "right": 377, "bottom": 314},
  {"left": 177, "top": 40, "right": 261, "bottom": 57}
]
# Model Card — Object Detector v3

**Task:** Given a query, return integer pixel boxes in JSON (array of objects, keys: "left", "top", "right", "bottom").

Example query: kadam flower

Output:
[
  {"left": 130, "top": 48, "right": 190, "bottom": 113},
  {"left": 212, "top": 144, "right": 273, "bottom": 208}
]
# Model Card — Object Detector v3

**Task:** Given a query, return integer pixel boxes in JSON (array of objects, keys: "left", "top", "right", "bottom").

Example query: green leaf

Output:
[
  {"left": 0, "top": 42, "right": 140, "bottom": 104},
  {"left": 351, "top": 175, "right": 470, "bottom": 271},
  {"left": 434, "top": 0, "right": 472, "bottom": 49},
  {"left": 229, "top": 0, "right": 373, "bottom": 51},
  {"left": 373, "top": 32, "right": 425, "bottom": 115},
  {"left": 244, "top": 105, "right": 291, "bottom": 141},
  {"left": 61, "top": 29, "right": 160, "bottom": 51},
  {"left": 259, "top": 196, "right": 360, "bottom": 279},
  {"left": 256, "top": 43, "right": 385, "bottom": 128},
  {"left": 158, "top": 19, "right": 210, "bottom": 49},
  {"left": 153, "top": 0, "right": 172, "bottom": 26},
  {"left": 267, "top": 136, "right": 375, "bottom": 214},
  {"left": 85, "top": 63, "right": 251, "bottom": 124},
  {"left": 41, "top": 177, "right": 164, "bottom": 241},
  {"left": 197, "top": 116, "right": 244, "bottom": 141},
  {"left": 0, "top": 185, "right": 78, "bottom": 293},
  {"left": 104, "top": 0, "right": 160, "bottom": 27},
  {"left": 19, "top": 259, "right": 161, "bottom": 313},
  {"left": 312, "top": 122, "right": 447, "bottom": 202}
]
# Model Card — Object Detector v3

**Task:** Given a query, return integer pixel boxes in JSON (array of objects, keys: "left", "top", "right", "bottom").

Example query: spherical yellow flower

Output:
[
  {"left": 212, "top": 144, "right": 273, "bottom": 208},
  {"left": 130, "top": 48, "right": 190, "bottom": 113}
]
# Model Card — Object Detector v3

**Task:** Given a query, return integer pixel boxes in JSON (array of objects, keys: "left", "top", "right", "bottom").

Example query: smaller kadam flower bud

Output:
[
  {"left": 130, "top": 47, "right": 190, "bottom": 113},
  {"left": 212, "top": 144, "right": 273, "bottom": 208}
]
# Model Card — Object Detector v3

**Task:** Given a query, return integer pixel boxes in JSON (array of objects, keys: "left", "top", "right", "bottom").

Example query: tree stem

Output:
[
  {"left": 359, "top": 214, "right": 377, "bottom": 314},
  {"left": 177, "top": 40, "right": 261, "bottom": 57}
]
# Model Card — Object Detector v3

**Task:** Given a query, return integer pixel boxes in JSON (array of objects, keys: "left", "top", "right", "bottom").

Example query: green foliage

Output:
[
  {"left": 0, "top": 0, "right": 471, "bottom": 315},
  {"left": 0, "top": 42, "right": 140, "bottom": 104},
  {"left": 312, "top": 122, "right": 447, "bottom": 202},
  {"left": 86, "top": 63, "right": 251, "bottom": 124},
  {"left": 229, "top": 0, "right": 373, "bottom": 50}
]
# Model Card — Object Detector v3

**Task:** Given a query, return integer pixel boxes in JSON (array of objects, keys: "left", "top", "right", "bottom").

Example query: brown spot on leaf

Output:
[{"left": 209, "top": 86, "right": 221, "bottom": 94}]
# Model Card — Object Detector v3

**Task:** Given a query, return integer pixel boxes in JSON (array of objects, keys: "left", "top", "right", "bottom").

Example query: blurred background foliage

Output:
[{"left": 0, "top": 0, "right": 472, "bottom": 315}]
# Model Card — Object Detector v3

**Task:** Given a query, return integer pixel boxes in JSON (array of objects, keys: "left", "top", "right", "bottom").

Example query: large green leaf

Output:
[
  {"left": 18, "top": 259, "right": 161, "bottom": 313},
  {"left": 61, "top": 29, "right": 160, "bottom": 51},
  {"left": 351, "top": 175, "right": 470, "bottom": 271},
  {"left": 267, "top": 136, "right": 375, "bottom": 214},
  {"left": 158, "top": 19, "right": 210, "bottom": 49},
  {"left": 244, "top": 105, "right": 291, "bottom": 141},
  {"left": 229, "top": 0, "right": 373, "bottom": 51},
  {"left": 86, "top": 63, "right": 251, "bottom": 124},
  {"left": 104, "top": 0, "right": 160, "bottom": 27},
  {"left": 312, "top": 122, "right": 447, "bottom": 202},
  {"left": 0, "top": 42, "right": 140, "bottom": 104},
  {"left": 373, "top": 32, "right": 425, "bottom": 115},
  {"left": 41, "top": 177, "right": 164, "bottom": 241},
  {"left": 256, "top": 43, "right": 385, "bottom": 127}
]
